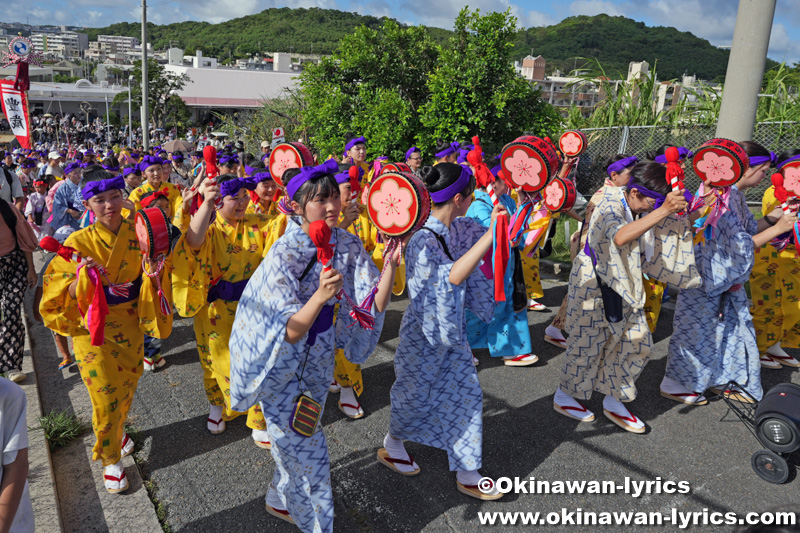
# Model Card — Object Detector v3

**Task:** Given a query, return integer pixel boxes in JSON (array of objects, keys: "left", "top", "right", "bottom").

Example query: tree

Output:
[
  {"left": 300, "top": 20, "right": 439, "bottom": 159},
  {"left": 419, "top": 9, "right": 561, "bottom": 156},
  {"left": 112, "top": 59, "right": 191, "bottom": 129},
  {"left": 300, "top": 11, "right": 560, "bottom": 160}
]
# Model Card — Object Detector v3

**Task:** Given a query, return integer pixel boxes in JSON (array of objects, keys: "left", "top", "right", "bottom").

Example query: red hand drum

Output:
[
  {"left": 367, "top": 171, "right": 431, "bottom": 237},
  {"left": 135, "top": 207, "right": 173, "bottom": 260},
  {"left": 269, "top": 142, "right": 314, "bottom": 186},
  {"left": 558, "top": 130, "right": 588, "bottom": 157},
  {"left": 542, "top": 177, "right": 577, "bottom": 213},
  {"left": 501, "top": 135, "right": 560, "bottom": 193},
  {"left": 692, "top": 138, "right": 749, "bottom": 188},
  {"left": 379, "top": 162, "right": 412, "bottom": 175}
]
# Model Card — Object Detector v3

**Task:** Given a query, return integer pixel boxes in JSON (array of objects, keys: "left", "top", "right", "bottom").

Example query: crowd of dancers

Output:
[{"left": 0, "top": 131, "right": 798, "bottom": 533}]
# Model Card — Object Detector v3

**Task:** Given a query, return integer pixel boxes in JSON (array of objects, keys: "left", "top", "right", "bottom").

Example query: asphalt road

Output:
[
  {"left": 119, "top": 275, "right": 800, "bottom": 532},
  {"left": 28, "top": 266, "right": 800, "bottom": 533}
]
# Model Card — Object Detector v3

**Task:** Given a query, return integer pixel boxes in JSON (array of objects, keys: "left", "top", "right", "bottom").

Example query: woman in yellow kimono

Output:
[
  {"left": 328, "top": 164, "right": 392, "bottom": 419},
  {"left": 172, "top": 173, "right": 273, "bottom": 449},
  {"left": 40, "top": 168, "right": 172, "bottom": 494},
  {"left": 748, "top": 145, "right": 800, "bottom": 369},
  {"left": 244, "top": 162, "right": 281, "bottom": 217},
  {"left": 127, "top": 155, "right": 183, "bottom": 223}
]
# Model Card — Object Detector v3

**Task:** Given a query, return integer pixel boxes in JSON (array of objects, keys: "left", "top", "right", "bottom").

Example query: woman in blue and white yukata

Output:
[
  {"left": 465, "top": 159, "right": 537, "bottom": 367},
  {"left": 379, "top": 162, "right": 506, "bottom": 501},
  {"left": 228, "top": 159, "right": 399, "bottom": 533},
  {"left": 662, "top": 146, "right": 798, "bottom": 405}
]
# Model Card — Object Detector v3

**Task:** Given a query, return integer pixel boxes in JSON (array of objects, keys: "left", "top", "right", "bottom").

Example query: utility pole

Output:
[
  {"left": 128, "top": 75, "right": 133, "bottom": 147},
  {"left": 715, "top": 0, "right": 777, "bottom": 141},
  {"left": 141, "top": 0, "right": 150, "bottom": 150}
]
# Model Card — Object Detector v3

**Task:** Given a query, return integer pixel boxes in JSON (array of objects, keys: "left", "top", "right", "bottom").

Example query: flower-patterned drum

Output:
[
  {"left": 268, "top": 142, "right": 314, "bottom": 186},
  {"left": 135, "top": 207, "right": 173, "bottom": 260},
  {"left": 774, "top": 159, "right": 800, "bottom": 201},
  {"left": 367, "top": 171, "right": 431, "bottom": 237},
  {"left": 542, "top": 177, "right": 577, "bottom": 213},
  {"left": 558, "top": 130, "right": 588, "bottom": 157},
  {"left": 379, "top": 162, "right": 412, "bottom": 175},
  {"left": 692, "top": 138, "right": 749, "bottom": 188},
  {"left": 500, "top": 135, "right": 560, "bottom": 193}
]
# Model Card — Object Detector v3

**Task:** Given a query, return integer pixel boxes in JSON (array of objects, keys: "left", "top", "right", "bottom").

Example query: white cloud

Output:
[
  {"left": 634, "top": 0, "right": 738, "bottom": 45},
  {"left": 569, "top": 0, "right": 625, "bottom": 17},
  {"left": 768, "top": 23, "right": 800, "bottom": 65}
]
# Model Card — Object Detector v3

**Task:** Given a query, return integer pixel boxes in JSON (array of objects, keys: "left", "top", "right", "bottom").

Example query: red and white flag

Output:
[{"left": 0, "top": 80, "right": 31, "bottom": 149}]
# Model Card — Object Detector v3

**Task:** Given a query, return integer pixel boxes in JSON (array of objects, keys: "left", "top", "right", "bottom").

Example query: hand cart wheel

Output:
[{"left": 751, "top": 449, "right": 790, "bottom": 484}]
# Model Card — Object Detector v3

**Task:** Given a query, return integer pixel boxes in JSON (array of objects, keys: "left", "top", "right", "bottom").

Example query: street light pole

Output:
[
  {"left": 128, "top": 75, "right": 133, "bottom": 147},
  {"left": 141, "top": 0, "right": 150, "bottom": 151},
  {"left": 104, "top": 94, "right": 111, "bottom": 145}
]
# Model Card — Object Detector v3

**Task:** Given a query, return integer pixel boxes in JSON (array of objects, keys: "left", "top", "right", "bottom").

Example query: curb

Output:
[
  {"left": 20, "top": 291, "right": 63, "bottom": 532},
  {"left": 539, "top": 258, "right": 571, "bottom": 279}
]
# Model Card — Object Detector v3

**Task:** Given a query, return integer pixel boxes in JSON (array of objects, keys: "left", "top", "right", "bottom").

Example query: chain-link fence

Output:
[{"left": 572, "top": 122, "right": 800, "bottom": 205}]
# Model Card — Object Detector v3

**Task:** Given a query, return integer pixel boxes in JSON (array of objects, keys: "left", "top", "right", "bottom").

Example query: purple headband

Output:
[
  {"left": 64, "top": 162, "right": 82, "bottom": 175},
  {"left": 102, "top": 164, "right": 120, "bottom": 172},
  {"left": 748, "top": 152, "right": 777, "bottom": 168},
  {"left": 261, "top": 153, "right": 270, "bottom": 162},
  {"left": 654, "top": 147, "right": 691, "bottom": 164},
  {"left": 334, "top": 166, "right": 363, "bottom": 185},
  {"left": 121, "top": 167, "right": 139, "bottom": 178},
  {"left": 627, "top": 177, "right": 666, "bottom": 209},
  {"left": 20, "top": 159, "right": 36, "bottom": 169},
  {"left": 285, "top": 159, "right": 339, "bottom": 201},
  {"left": 172, "top": 154, "right": 184, "bottom": 160},
  {"left": 430, "top": 166, "right": 472, "bottom": 203},
  {"left": 456, "top": 148, "right": 472, "bottom": 165},
  {"left": 777, "top": 154, "right": 800, "bottom": 170},
  {"left": 334, "top": 171, "right": 351, "bottom": 185},
  {"left": 435, "top": 142, "right": 460, "bottom": 159},
  {"left": 344, "top": 136, "right": 367, "bottom": 154},
  {"left": 490, "top": 164, "right": 502, "bottom": 179},
  {"left": 607, "top": 156, "right": 639, "bottom": 176},
  {"left": 248, "top": 169, "right": 272, "bottom": 183},
  {"left": 139, "top": 155, "right": 163, "bottom": 171},
  {"left": 405, "top": 146, "right": 420, "bottom": 160},
  {"left": 81, "top": 176, "right": 125, "bottom": 200},
  {"left": 220, "top": 177, "right": 256, "bottom": 198},
  {"left": 219, "top": 154, "right": 239, "bottom": 166}
]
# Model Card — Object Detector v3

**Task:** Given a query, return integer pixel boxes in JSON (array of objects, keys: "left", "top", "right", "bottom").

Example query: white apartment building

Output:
[
  {"left": 98, "top": 35, "right": 140, "bottom": 52},
  {"left": 31, "top": 32, "right": 88, "bottom": 53}
]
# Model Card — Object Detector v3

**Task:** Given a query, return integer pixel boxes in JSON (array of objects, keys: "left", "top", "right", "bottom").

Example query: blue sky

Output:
[{"left": 18, "top": 0, "right": 800, "bottom": 64}]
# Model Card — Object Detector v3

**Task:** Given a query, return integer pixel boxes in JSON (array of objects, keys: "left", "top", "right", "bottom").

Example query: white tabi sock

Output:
[
  {"left": 251, "top": 428, "right": 270, "bottom": 443},
  {"left": 554, "top": 388, "right": 594, "bottom": 420},
  {"left": 660, "top": 376, "right": 706, "bottom": 403},
  {"left": 265, "top": 485, "right": 286, "bottom": 511},
  {"left": 767, "top": 342, "right": 790, "bottom": 358},
  {"left": 456, "top": 470, "right": 482, "bottom": 486},
  {"left": 383, "top": 433, "right": 418, "bottom": 473},
  {"left": 340, "top": 387, "right": 358, "bottom": 407},
  {"left": 545, "top": 324, "right": 566, "bottom": 341},
  {"left": 603, "top": 395, "right": 645, "bottom": 430}
]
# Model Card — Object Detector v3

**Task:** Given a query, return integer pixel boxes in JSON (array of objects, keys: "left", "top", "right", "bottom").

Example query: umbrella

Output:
[
  {"left": 162, "top": 139, "right": 195, "bottom": 152},
  {"left": 210, "top": 131, "right": 229, "bottom": 138},
  {"left": 43, "top": 113, "right": 53, "bottom": 118}
]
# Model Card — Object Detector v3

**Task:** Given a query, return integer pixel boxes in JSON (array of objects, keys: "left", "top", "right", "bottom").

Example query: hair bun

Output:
[{"left": 420, "top": 165, "right": 438, "bottom": 187}]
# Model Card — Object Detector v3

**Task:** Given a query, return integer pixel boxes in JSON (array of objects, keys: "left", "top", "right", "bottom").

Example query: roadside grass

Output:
[{"left": 38, "top": 410, "right": 90, "bottom": 452}]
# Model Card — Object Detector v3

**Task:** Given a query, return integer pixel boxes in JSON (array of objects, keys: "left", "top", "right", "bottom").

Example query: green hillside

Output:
[
  {"left": 513, "top": 14, "right": 776, "bottom": 81},
  {"left": 69, "top": 10, "right": 779, "bottom": 80},
  {"left": 82, "top": 8, "right": 452, "bottom": 59}
]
